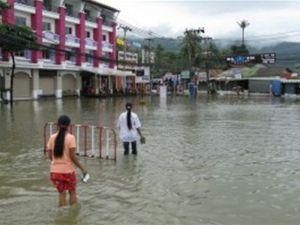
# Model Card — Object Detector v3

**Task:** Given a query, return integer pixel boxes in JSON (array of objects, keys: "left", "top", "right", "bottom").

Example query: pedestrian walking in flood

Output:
[
  {"left": 117, "top": 102, "right": 145, "bottom": 155},
  {"left": 47, "top": 115, "right": 88, "bottom": 207}
]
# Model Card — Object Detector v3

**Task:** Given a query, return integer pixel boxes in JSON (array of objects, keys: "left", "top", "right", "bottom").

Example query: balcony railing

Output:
[
  {"left": 42, "top": 31, "right": 60, "bottom": 43},
  {"left": 102, "top": 19, "right": 114, "bottom": 27},
  {"left": 66, "top": 34, "right": 80, "bottom": 45},
  {"left": 43, "top": 4, "right": 59, "bottom": 13},
  {"left": 102, "top": 41, "right": 113, "bottom": 50},
  {"left": 85, "top": 38, "right": 97, "bottom": 48},
  {"left": 15, "top": 0, "right": 34, "bottom": 6},
  {"left": 66, "top": 10, "right": 78, "bottom": 18},
  {"left": 86, "top": 15, "right": 96, "bottom": 23}
]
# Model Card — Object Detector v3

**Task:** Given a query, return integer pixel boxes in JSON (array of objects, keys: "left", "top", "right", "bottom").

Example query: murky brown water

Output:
[{"left": 1, "top": 95, "right": 300, "bottom": 225}]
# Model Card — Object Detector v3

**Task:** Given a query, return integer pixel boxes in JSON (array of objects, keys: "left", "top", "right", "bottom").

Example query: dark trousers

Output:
[{"left": 123, "top": 141, "right": 137, "bottom": 155}]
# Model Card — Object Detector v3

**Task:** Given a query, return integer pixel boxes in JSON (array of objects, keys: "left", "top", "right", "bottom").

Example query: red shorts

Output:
[{"left": 50, "top": 172, "right": 76, "bottom": 193}]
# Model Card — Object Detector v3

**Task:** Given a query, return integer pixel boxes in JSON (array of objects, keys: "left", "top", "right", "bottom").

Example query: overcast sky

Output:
[{"left": 99, "top": 0, "right": 300, "bottom": 44}]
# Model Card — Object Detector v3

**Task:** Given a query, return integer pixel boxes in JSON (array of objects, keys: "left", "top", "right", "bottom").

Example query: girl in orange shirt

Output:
[{"left": 47, "top": 115, "right": 88, "bottom": 207}]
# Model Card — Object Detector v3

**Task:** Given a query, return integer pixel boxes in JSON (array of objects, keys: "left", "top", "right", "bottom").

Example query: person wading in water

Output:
[{"left": 117, "top": 103, "right": 145, "bottom": 155}]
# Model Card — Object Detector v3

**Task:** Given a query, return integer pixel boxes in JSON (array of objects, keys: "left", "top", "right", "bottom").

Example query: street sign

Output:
[{"left": 226, "top": 53, "right": 276, "bottom": 65}]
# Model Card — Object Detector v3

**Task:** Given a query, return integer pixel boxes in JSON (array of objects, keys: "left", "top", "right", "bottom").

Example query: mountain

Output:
[
  {"left": 259, "top": 42, "right": 300, "bottom": 67},
  {"left": 127, "top": 35, "right": 300, "bottom": 68}
]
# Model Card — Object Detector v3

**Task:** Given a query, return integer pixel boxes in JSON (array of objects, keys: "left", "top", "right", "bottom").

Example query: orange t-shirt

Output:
[{"left": 47, "top": 132, "right": 76, "bottom": 174}]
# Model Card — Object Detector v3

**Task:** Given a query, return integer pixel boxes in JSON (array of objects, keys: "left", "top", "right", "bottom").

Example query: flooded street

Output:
[{"left": 1, "top": 95, "right": 300, "bottom": 225}]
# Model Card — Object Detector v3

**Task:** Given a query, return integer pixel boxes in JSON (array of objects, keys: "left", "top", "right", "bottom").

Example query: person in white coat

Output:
[{"left": 117, "top": 102, "right": 145, "bottom": 155}]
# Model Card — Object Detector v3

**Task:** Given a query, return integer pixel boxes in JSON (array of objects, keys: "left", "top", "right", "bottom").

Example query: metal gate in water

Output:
[{"left": 43, "top": 122, "right": 117, "bottom": 160}]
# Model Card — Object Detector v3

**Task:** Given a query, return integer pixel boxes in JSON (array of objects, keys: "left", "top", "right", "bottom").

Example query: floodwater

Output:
[{"left": 1, "top": 95, "right": 300, "bottom": 225}]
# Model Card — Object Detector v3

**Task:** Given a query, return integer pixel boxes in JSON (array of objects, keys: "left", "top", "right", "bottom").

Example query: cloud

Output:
[{"left": 101, "top": 0, "right": 300, "bottom": 43}]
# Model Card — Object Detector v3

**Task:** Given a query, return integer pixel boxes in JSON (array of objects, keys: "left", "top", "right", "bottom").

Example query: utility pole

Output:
[
  {"left": 118, "top": 25, "right": 132, "bottom": 69},
  {"left": 202, "top": 36, "right": 213, "bottom": 94},
  {"left": 145, "top": 37, "right": 153, "bottom": 94},
  {"left": 118, "top": 25, "right": 132, "bottom": 92}
]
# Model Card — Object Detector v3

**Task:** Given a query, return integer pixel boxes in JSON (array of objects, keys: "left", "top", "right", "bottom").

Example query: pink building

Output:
[{"left": 0, "top": 0, "right": 132, "bottom": 100}]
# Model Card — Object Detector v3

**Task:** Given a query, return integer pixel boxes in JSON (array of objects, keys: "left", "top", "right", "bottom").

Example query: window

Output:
[
  {"left": 86, "top": 31, "right": 91, "bottom": 38},
  {"left": 65, "top": 4, "right": 73, "bottom": 17},
  {"left": 65, "top": 49, "right": 74, "bottom": 61},
  {"left": 65, "top": 27, "right": 73, "bottom": 35},
  {"left": 15, "top": 51, "right": 25, "bottom": 57},
  {"left": 102, "top": 35, "right": 106, "bottom": 41},
  {"left": 42, "top": 48, "right": 51, "bottom": 59},
  {"left": 15, "top": 16, "right": 27, "bottom": 26},
  {"left": 84, "top": 9, "right": 90, "bottom": 18},
  {"left": 42, "top": 22, "right": 51, "bottom": 31},
  {"left": 43, "top": 0, "right": 52, "bottom": 11}
]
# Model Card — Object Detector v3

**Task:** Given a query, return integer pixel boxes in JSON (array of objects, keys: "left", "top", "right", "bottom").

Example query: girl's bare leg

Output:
[
  {"left": 58, "top": 191, "right": 67, "bottom": 207},
  {"left": 69, "top": 190, "right": 77, "bottom": 206}
]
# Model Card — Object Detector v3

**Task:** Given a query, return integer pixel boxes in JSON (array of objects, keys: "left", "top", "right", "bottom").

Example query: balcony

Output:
[
  {"left": 102, "top": 20, "right": 114, "bottom": 32},
  {"left": 42, "top": 31, "right": 60, "bottom": 44},
  {"left": 43, "top": 4, "right": 59, "bottom": 14},
  {"left": 85, "top": 38, "right": 97, "bottom": 50},
  {"left": 65, "top": 34, "right": 80, "bottom": 48},
  {"left": 102, "top": 41, "right": 113, "bottom": 52},
  {"left": 15, "top": 50, "right": 31, "bottom": 62},
  {"left": 15, "top": 0, "right": 34, "bottom": 6}
]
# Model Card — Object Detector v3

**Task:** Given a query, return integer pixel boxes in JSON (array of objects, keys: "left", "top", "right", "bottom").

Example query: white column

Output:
[
  {"left": 4, "top": 69, "right": 11, "bottom": 100},
  {"left": 56, "top": 72, "right": 62, "bottom": 98},
  {"left": 32, "top": 69, "right": 40, "bottom": 99},
  {"left": 95, "top": 74, "right": 99, "bottom": 95},
  {"left": 108, "top": 76, "right": 112, "bottom": 94},
  {"left": 76, "top": 72, "right": 81, "bottom": 97}
]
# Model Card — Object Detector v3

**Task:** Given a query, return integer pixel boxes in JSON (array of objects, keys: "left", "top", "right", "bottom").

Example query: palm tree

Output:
[{"left": 237, "top": 20, "right": 250, "bottom": 46}]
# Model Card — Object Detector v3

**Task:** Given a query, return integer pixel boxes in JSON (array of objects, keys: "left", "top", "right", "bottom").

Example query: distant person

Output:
[
  {"left": 117, "top": 102, "right": 145, "bottom": 155},
  {"left": 47, "top": 115, "right": 88, "bottom": 207}
]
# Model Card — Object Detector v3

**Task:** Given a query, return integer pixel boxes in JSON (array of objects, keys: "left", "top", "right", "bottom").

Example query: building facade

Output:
[{"left": 0, "top": 0, "right": 132, "bottom": 100}]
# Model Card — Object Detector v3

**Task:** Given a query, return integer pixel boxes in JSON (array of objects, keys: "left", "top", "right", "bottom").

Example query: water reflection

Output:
[{"left": 53, "top": 205, "right": 82, "bottom": 225}]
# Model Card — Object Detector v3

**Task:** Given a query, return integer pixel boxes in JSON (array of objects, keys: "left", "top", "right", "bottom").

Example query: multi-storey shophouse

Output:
[{"left": 0, "top": 0, "right": 133, "bottom": 100}]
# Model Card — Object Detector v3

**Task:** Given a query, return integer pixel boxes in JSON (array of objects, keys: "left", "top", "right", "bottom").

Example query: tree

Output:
[
  {"left": 237, "top": 20, "right": 250, "bottom": 47},
  {"left": 230, "top": 44, "right": 249, "bottom": 55},
  {"left": 0, "top": 3, "right": 37, "bottom": 105},
  {"left": 180, "top": 30, "right": 202, "bottom": 68}
]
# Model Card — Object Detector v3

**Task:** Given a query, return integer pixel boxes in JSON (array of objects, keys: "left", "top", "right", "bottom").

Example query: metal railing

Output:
[
  {"left": 43, "top": 122, "right": 117, "bottom": 160},
  {"left": 102, "top": 41, "right": 113, "bottom": 50},
  {"left": 66, "top": 34, "right": 80, "bottom": 45},
  {"left": 85, "top": 38, "right": 97, "bottom": 48},
  {"left": 15, "top": 0, "right": 34, "bottom": 6},
  {"left": 42, "top": 30, "right": 60, "bottom": 43}
]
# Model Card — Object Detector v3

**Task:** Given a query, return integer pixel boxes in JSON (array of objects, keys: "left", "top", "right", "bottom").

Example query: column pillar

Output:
[
  {"left": 1, "top": 0, "right": 14, "bottom": 61},
  {"left": 56, "top": 72, "right": 62, "bottom": 98},
  {"left": 95, "top": 74, "right": 99, "bottom": 94},
  {"left": 93, "top": 17, "right": 102, "bottom": 67},
  {"left": 76, "top": 12, "right": 86, "bottom": 66},
  {"left": 32, "top": 69, "right": 40, "bottom": 99},
  {"left": 55, "top": 6, "right": 66, "bottom": 64},
  {"left": 109, "top": 22, "right": 117, "bottom": 69},
  {"left": 76, "top": 73, "right": 81, "bottom": 96},
  {"left": 31, "top": 0, "right": 43, "bottom": 63},
  {"left": 2, "top": 69, "right": 11, "bottom": 100}
]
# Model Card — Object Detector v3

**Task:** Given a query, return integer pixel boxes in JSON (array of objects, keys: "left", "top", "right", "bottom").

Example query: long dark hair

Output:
[
  {"left": 126, "top": 103, "right": 132, "bottom": 130},
  {"left": 54, "top": 115, "right": 71, "bottom": 158}
]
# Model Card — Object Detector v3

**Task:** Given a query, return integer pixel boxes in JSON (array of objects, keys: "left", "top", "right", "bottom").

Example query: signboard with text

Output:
[{"left": 225, "top": 53, "right": 276, "bottom": 65}]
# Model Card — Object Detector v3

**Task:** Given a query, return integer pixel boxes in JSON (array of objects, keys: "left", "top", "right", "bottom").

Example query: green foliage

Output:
[
  {"left": 0, "top": 1, "right": 10, "bottom": 11},
  {"left": 0, "top": 24, "right": 37, "bottom": 52},
  {"left": 230, "top": 44, "right": 249, "bottom": 55},
  {"left": 180, "top": 31, "right": 202, "bottom": 67}
]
